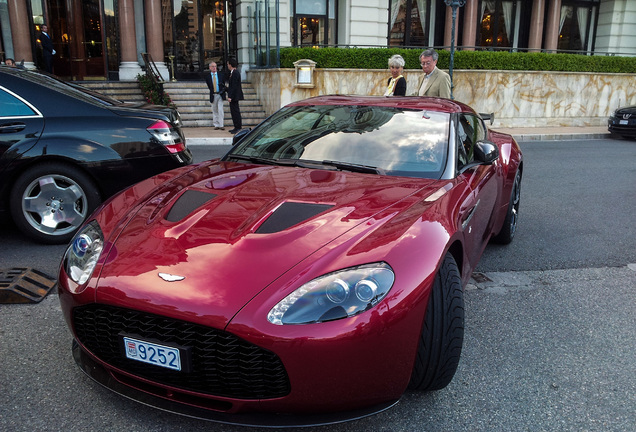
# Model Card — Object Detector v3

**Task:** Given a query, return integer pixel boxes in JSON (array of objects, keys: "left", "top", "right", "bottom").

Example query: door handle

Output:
[
  {"left": 0, "top": 123, "right": 26, "bottom": 133},
  {"left": 461, "top": 199, "right": 480, "bottom": 230}
]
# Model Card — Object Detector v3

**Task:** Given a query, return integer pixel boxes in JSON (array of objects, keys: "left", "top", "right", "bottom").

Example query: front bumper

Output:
[{"left": 72, "top": 339, "right": 399, "bottom": 427}]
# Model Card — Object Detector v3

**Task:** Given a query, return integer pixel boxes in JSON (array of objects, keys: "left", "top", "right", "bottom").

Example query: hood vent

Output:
[
  {"left": 256, "top": 202, "right": 333, "bottom": 234},
  {"left": 165, "top": 190, "right": 217, "bottom": 222}
]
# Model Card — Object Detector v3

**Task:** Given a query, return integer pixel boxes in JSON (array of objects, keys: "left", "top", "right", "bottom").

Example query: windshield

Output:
[{"left": 226, "top": 105, "right": 450, "bottom": 179}]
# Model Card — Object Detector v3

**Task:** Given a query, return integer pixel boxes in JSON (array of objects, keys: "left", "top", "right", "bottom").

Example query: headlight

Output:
[
  {"left": 267, "top": 263, "right": 395, "bottom": 325},
  {"left": 64, "top": 220, "right": 104, "bottom": 285}
]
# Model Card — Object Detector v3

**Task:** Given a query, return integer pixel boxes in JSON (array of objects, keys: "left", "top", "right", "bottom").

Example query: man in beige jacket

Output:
[{"left": 415, "top": 48, "right": 451, "bottom": 99}]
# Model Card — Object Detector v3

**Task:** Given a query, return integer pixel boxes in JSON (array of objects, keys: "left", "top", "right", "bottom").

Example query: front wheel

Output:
[
  {"left": 10, "top": 163, "right": 101, "bottom": 244},
  {"left": 408, "top": 253, "right": 464, "bottom": 391}
]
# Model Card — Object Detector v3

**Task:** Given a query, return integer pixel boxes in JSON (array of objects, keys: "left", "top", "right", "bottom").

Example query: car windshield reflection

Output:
[{"left": 226, "top": 105, "right": 450, "bottom": 179}]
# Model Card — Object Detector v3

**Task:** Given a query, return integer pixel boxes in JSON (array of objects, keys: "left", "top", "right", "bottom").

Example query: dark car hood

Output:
[
  {"left": 95, "top": 162, "right": 439, "bottom": 328},
  {"left": 614, "top": 106, "right": 636, "bottom": 115}
]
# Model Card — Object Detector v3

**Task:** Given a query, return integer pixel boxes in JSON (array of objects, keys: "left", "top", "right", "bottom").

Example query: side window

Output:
[
  {"left": 457, "top": 114, "right": 485, "bottom": 171},
  {"left": 0, "top": 89, "right": 37, "bottom": 117},
  {"left": 457, "top": 114, "right": 476, "bottom": 170}
]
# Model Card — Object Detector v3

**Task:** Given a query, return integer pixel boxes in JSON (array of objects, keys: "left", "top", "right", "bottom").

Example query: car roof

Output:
[{"left": 286, "top": 95, "right": 474, "bottom": 115}]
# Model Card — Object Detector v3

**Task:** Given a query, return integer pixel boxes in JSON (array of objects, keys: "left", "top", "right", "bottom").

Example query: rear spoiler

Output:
[{"left": 480, "top": 113, "right": 495, "bottom": 125}]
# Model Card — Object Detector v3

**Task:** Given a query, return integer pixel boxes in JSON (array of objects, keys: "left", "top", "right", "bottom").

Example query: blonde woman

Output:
[{"left": 384, "top": 54, "right": 406, "bottom": 96}]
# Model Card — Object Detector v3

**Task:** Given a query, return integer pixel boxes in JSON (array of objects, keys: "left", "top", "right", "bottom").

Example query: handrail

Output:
[
  {"left": 141, "top": 53, "right": 164, "bottom": 83},
  {"left": 141, "top": 52, "right": 164, "bottom": 101}
]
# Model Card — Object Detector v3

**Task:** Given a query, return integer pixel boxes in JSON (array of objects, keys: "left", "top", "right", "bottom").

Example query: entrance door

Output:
[
  {"left": 46, "top": 0, "right": 107, "bottom": 80},
  {"left": 168, "top": 0, "right": 226, "bottom": 80}
]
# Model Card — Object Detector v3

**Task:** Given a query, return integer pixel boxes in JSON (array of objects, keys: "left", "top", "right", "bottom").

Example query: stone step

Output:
[
  {"left": 177, "top": 100, "right": 265, "bottom": 110},
  {"left": 77, "top": 80, "right": 267, "bottom": 127}
]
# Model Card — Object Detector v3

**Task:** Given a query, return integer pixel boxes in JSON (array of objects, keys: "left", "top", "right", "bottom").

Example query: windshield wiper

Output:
[
  {"left": 322, "top": 160, "right": 384, "bottom": 175},
  {"left": 228, "top": 155, "right": 382, "bottom": 175},
  {"left": 226, "top": 154, "right": 276, "bottom": 165}
]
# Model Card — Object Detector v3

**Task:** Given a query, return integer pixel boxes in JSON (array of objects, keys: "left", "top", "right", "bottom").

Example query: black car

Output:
[
  {"left": 608, "top": 105, "right": 636, "bottom": 139},
  {"left": 0, "top": 67, "right": 193, "bottom": 243}
]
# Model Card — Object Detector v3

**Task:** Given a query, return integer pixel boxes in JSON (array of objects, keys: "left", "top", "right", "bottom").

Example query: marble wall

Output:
[{"left": 247, "top": 68, "right": 636, "bottom": 127}]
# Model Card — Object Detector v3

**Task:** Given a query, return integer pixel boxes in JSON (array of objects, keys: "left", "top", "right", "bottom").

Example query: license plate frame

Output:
[{"left": 120, "top": 333, "right": 191, "bottom": 372}]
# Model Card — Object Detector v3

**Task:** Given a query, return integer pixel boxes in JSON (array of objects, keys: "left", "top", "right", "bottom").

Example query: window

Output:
[
  {"left": 558, "top": 1, "right": 598, "bottom": 53},
  {"left": 0, "top": 89, "right": 38, "bottom": 117},
  {"left": 389, "top": 0, "right": 430, "bottom": 47},
  {"left": 478, "top": 0, "right": 516, "bottom": 49},
  {"left": 457, "top": 114, "right": 485, "bottom": 171},
  {"left": 294, "top": 0, "right": 335, "bottom": 46}
]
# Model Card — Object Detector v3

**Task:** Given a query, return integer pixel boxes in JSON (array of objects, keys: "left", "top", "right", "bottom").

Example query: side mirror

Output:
[
  {"left": 232, "top": 128, "right": 250, "bottom": 145},
  {"left": 474, "top": 141, "right": 499, "bottom": 164}
]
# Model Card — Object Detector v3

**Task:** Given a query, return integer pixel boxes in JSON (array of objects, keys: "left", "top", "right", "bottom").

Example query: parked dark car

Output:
[
  {"left": 59, "top": 95, "right": 522, "bottom": 426},
  {"left": 0, "top": 66, "right": 192, "bottom": 243},
  {"left": 608, "top": 105, "right": 636, "bottom": 139}
]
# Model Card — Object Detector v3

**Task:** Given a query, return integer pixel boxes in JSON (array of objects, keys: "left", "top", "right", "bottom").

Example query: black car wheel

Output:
[
  {"left": 10, "top": 163, "right": 101, "bottom": 244},
  {"left": 408, "top": 252, "right": 464, "bottom": 391},
  {"left": 492, "top": 169, "right": 521, "bottom": 244}
]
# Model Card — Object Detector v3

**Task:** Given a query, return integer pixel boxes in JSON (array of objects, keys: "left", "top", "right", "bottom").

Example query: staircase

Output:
[
  {"left": 164, "top": 81, "right": 266, "bottom": 128},
  {"left": 79, "top": 80, "right": 267, "bottom": 128},
  {"left": 80, "top": 81, "right": 145, "bottom": 102}
]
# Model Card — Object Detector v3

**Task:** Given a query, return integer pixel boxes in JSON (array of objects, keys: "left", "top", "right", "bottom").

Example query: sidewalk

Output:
[{"left": 183, "top": 125, "right": 611, "bottom": 146}]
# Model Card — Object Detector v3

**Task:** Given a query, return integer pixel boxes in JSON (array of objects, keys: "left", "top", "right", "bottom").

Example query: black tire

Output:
[
  {"left": 10, "top": 162, "right": 101, "bottom": 244},
  {"left": 492, "top": 169, "right": 521, "bottom": 244},
  {"left": 408, "top": 252, "right": 464, "bottom": 391}
]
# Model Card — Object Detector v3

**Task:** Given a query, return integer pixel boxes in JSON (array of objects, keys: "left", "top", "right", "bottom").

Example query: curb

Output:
[{"left": 514, "top": 132, "right": 611, "bottom": 142}]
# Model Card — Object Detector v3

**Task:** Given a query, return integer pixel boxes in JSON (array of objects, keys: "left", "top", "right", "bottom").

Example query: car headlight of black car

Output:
[
  {"left": 267, "top": 263, "right": 395, "bottom": 325},
  {"left": 63, "top": 220, "right": 104, "bottom": 285}
]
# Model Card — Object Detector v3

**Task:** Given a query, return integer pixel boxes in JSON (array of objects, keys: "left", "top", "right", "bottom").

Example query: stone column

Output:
[
  {"left": 528, "top": 0, "right": 545, "bottom": 52},
  {"left": 7, "top": 0, "right": 35, "bottom": 69},
  {"left": 144, "top": 0, "right": 169, "bottom": 81},
  {"left": 544, "top": 0, "right": 562, "bottom": 53},
  {"left": 462, "top": 0, "right": 478, "bottom": 51},
  {"left": 119, "top": 0, "right": 142, "bottom": 80},
  {"left": 443, "top": 6, "right": 460, "bottom": 51}
]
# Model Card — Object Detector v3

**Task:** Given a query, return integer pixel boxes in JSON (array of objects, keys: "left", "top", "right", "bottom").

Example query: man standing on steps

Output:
[
  {"left": 203, "top": 61, "right": 226, "bottom": 130},
  {"left": 226, "top": 57, "right": 244, "bottom": 134},
  {"left": 39, "top": 24, "right": 56, "bottom": 73}
]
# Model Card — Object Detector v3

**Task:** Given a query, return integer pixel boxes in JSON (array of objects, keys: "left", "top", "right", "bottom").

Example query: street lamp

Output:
[{"left": 444, "top": 0, "right": 466, "bottom": 100}]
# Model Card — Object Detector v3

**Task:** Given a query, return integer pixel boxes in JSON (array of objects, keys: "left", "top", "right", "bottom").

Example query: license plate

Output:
[
  {"left": 620, "top": 120, "right": 629, "bottom": 125},
  {"left": 123, "top": 336, "right": 183, "bottom": 371}
]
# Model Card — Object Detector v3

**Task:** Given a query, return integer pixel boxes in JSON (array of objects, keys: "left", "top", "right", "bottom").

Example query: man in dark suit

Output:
[
  {"left": 203, "top": 61, "right": 226, "bottom": 130},
  {"left": 39, "top": 24, "right": 55, "bottom": 73},
  {"left": 225, "top": 58, "right": 244, "bottom": 134}
]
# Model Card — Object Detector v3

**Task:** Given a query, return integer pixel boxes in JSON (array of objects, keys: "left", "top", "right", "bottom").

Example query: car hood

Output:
[
  {"left": 613, "top": 106, "right": 636, "bottom": 115},
  {"left": 95, "top": 161, "right": 439, "bottom": 328}
]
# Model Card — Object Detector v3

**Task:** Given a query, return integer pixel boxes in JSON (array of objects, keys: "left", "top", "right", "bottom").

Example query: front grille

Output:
[{"left": 73, "top": 304, "right": 290, "bottom": 399}]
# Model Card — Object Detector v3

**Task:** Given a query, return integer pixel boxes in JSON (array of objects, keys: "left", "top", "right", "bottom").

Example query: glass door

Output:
[
  {"left": 46, "top": 0, "right": 106, "bottom": 80},
  {"left": 168, "top": 0, "right": 225, "bottom": 80}
]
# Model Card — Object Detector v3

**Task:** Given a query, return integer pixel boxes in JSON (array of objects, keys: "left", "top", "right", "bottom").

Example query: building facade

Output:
[{"left": 0, "top": 0, "right": 634, "bottom": 81}]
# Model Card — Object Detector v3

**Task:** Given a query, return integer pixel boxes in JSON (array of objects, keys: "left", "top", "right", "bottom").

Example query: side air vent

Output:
[
  {"left": 256, "top": 202, "right": 333, "bottom": 234},
  {"left": 165, "top": 190, "right": 217, "bottom": 222}
]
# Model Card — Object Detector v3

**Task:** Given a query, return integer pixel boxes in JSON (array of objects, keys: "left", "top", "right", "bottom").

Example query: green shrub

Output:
[
  {"left": 136, "top": 74, "right": 176, "bottom": 107},
  {"left": 279, "top": 47, "right": 636, "bottom": 73}
]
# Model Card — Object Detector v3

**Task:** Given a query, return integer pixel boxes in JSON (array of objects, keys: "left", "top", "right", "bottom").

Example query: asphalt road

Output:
[{"left": 1, "top": 139, "right": 635, "bottom": 431}]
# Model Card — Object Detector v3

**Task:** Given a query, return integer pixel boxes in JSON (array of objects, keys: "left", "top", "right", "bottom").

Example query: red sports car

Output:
[{"left": 58, "top": 96, "right": 522, "bottom": 426}]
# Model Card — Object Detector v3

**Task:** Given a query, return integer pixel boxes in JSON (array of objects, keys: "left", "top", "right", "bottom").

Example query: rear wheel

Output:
[
  {"left": 408, "top": 253, "right": 464, "bottom": 391},
  {"left": 10, "top": 163, "right": 101, "bottom": 244}
]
